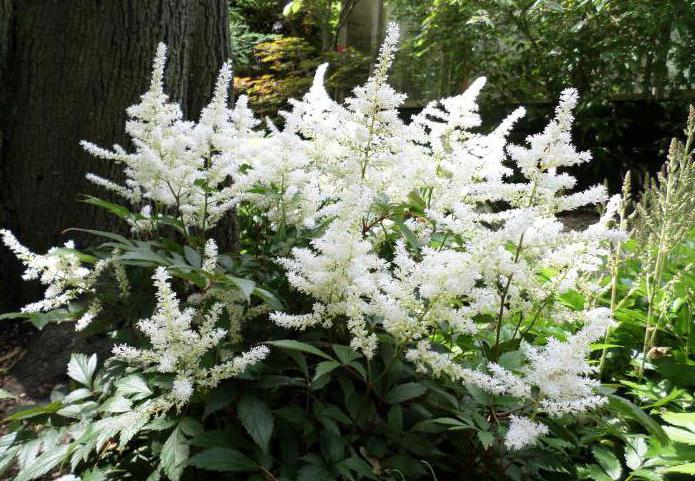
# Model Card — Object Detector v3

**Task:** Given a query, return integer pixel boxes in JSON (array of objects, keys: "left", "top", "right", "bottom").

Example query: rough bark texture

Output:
[
  {"left": 0, "top": 0, "right": 233, "bottom": 396},
  {"left": 0, "top": 0, "right": 233, "bottom": 311}
]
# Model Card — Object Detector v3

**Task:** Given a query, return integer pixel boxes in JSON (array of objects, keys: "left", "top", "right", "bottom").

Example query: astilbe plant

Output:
[{"left": 0, "top": 24, "right": 628, "bottom": 481}]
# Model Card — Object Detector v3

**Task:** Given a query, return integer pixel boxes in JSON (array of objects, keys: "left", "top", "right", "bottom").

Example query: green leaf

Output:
[
  {"left": 179, "top": 417, "right": 204, "bottom": 437},
  {"left": 383, "top": 382, "right": 427, "bottom": 404},
  {"left": 387, "top": 405, "right": 403, "bottom": 433},
  {"left": 67, "top": 353, "right": 98, "bottom": 388},
  {"left": 662, "top": 412, "right": 695, "bottom": 432},
  {"left": 81, "top": 468, "right": 110, "bottom": 481},
  {"left": 227, "top": 276, "right": 255, "bottom": 302},
  {"left": 115, "top": 374, "right": 153, "bottom": 400},
  {"left": 282, "top": 0, "right": 303, "bottom": 16},
  {"left": 608, "top": 395, "right": 668, "bottom": 445},
  {"left": 252, "top": 287, "right": 284, "bottom": 311},
  {"left": 203, "top": 385, "right": 236, "bottom": 419},
  {"left": 183, "top": 246, "right": 201, "bottom": 268},
  {"left": 664, "top": 426, "right": 695, "bottom": 445},
  {"left": 14, "top": 445, "right": 69, "bottom": 481},
  {"left": 238, "top": 395, "right": 274, "bottom": 452},
  {"left": 313, "top": 361, "right": 341, "bottom": 383},
  {"left": 332, "top": 344, "right": 361, "bottom": 364},
  {"left": 160, "top": 425, "right": 189, "bottom": 481},
  {"left": 81, "top": 195, "right": 132, "bottom": 219},
  {"left": 662, "top": 462, "right": 695, "bottom": 474},
  {"left": 266, "top": 340, "right": 335, "bottom": 361},
  {"left": 63, "top": 228, "right": 133, "bottom": 247},
  {"left": 624, "top": 436, "right": 647, "bottom": 470},
  {"left": 630, "top": 468, "right": 662, "bottom": 481},
  {"left": 477, "top": 430, "right": 495, "bottom": 449},
  {"left": 320, "top": 432, "right": 346, "bottom": 464},
  {"left": 188, "top": 447, "right": 256, "bottom": 472},
  {"left": 591, "top": 446, "right": 622, "bottom": 480},
  {"left": 339, "top": 456, "right": 378, "bottom": 479},
  {"left": 0, "top": 388, "right": 16, "bottom": 400},
  {"left": 146, "top": 466, "right": 162, "bottom": 481},
  {"left": 3, "top": 401, "right": 62, "bottom": 422},
  {"left": 578, "top": 464, "right": 613, "bottom": 481}
]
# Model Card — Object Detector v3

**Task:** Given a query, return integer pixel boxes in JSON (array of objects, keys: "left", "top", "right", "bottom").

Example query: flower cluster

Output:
[
  {"left": 226, "top": 23, "right": 621, "bottom": 449},
  {"left": 113, "top": 267, "right": 269, "bottom": 406},
  {"left": 0, "top": 229, "right": 93, "bottom": 313},
  {"left": 0, "top": 230, "right": 128, "bottom": 327},
  {"left": 3, "top": 29, "right": 623, "bottom": 454},
  {"left": 113, "top": 267, "right": 269, "bottom": 407},
  {"left": 81, "top": 44, "right": 255, "bottom": 232}
]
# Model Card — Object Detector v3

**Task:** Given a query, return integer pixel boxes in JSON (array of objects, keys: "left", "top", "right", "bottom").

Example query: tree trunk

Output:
[
  {"left": 0, "top": 0, "right": 232, "bottom": 312},
  {"left": 0, "top": 0, "right": 233, "bottom": 396}
]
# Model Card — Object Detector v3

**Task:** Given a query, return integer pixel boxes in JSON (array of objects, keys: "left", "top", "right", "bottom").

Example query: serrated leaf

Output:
[
  {"left": 238, "top": 395, "right": 274, "bottom": 452},
  {"left": 477, "top": 431, "right": 495, "bottom": 449},
  {"left": 332, "top": 344, "right": 361, "bottom": 364},
  {"left": 81, "top": 468, "right": 109, "bottom": 481},
  {"left": 313, "top": 361, "right": 341, "bottom": 383},
  {"left": 100, "top": 395, "right": 132, "bottom": 414},
  {"left": 179, "top": 417, "right": 204, "bottom": 437},
  {"left": 387, "top": 405, "right": 403, "bottom": 433},
  {"left": 115, "top": 374, "right": 153, "bottom": 400},
  {"left": 608, "top": 395, "right": 668, "bottom": 445},
  {"left": 625, "top": 436, "right": 647, "bottom": 470},
  {"left": 592, "top": 446, "right": 622, "bottom": 479},
  {"left": 664, "top": 426, "right": 695, "bottom": 445},
  {"left": 339, "top": 456, "right": 378, "bottom": 479},
  {"left": 57, "top": 400, "right": 98, "bottom": 418},
  {"left": 160, "top": 425, "right": 189, "bottom": 481},
  {"left": 63, "top": 388, "right": 92, "bottom": 404},
  {"left": 3, "top": 401, "right": 62, "bottom": 422},
  {"left": 321, "top": 432, "right": 346, "bottom": 464},
  {"left": 578, "top": 463, "right": 613, "bottom": 481},
  {"left": 203, "top": 385, "right": 236, "bottom": 419},
  {"left": 14, "top": 445, "right": 68, "bottom": 481},
  {"left": 662, "top": 412, "right": 695, "bottom": 432},
  {"left": 227, "top": 276, "right": 255, "bottom": 302},
  {"left": 630, "top": 468, "right": 662, "bottom": 481},
  {"left": 661, "top": 462, "right": 695, "bottom": 474},
  {"left": 188, "top": 447, "right": 256, "bottom": 472},
  {"left": 383, "top": 382, "right": 427, "bottom": 404},
  {"left": 67, "top": 353, "right": 97, "bottom": 388}
]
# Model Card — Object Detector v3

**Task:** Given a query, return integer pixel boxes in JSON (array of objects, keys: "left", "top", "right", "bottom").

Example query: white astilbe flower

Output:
[
  {"left": 112, "top": 267, "right": 269, "bottom": 407},
  {"left": 202, "top": 239, "right": 218, "bottom": 273},
  {"left": 61, "top": 27, "right": 626, "bottom": 448},
  {"left": 82, "top": 44, "right": 256, "bottom": 231},
  {"left": 1, "top": 230, "right": 92, "bottom": 312},
  {"left": 0, "top": 230, "right": 128, "bottom": 325},
  {"left": 172, "top": 378, "right": 194, "bottom": 403},
  {"left": 504, "top": 416, "right": 549, "bottom": 451},
  {"left": 523, "top": 307, "right": 615, "bottom": 416},
  {"left": 228, "top": 23, "right": 623, "bottom": 387}
]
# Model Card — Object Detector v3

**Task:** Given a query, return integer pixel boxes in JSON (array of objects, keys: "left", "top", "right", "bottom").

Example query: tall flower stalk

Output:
[{"left": 635, "top": 107, "right": 695, "bottom": 377}]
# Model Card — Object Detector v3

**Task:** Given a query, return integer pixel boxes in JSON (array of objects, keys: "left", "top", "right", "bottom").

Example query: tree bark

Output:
[
  {"left": 0, "top": 0, "right": 233, "bottom": 396},
  {"left": 0, "top": 0, "right": 233, "bottom": 312}
]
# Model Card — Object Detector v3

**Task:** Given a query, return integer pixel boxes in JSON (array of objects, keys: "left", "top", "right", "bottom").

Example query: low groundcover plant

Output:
[{"left": 0, "top": 23, "right": 658, "bottom": 481}]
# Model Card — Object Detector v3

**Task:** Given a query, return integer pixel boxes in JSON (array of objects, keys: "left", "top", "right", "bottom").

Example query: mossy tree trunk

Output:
[{"left": 0, "top": 0, "right": 233, "bottom": 312}]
